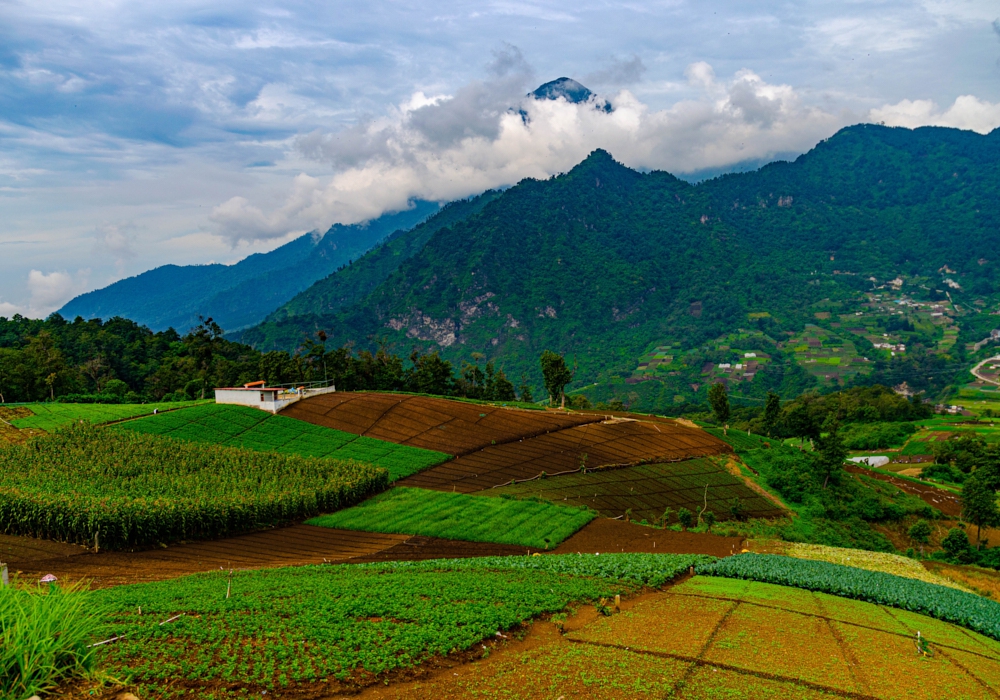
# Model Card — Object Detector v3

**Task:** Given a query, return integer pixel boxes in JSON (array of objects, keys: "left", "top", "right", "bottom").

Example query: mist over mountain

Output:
[
  {"left": 238, "top": 124, "right": 1000, "bottom": 395},
  {"left": 59, "top": 202, "right": 440, "bottom": 333}
]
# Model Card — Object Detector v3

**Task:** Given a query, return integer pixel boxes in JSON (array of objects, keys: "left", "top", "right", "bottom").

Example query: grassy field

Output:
[
  {"left": 118, "top": 403, "right": 449, "bottom": 481},
  {"left": 482, "top": 457, "right": 782, "bottom": 523},
  {"left": 307, "top": 487, "right": 595, "bottom": 549},
  {"left": 0, "top": 424, "right": 386, "bottom": 549},
  {"left": 8, "top": 400, "right": 208, "bottom": 431}
]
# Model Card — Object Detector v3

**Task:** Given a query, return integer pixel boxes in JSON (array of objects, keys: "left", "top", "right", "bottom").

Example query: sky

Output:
[{"left": 2, "top": 0, "right": 1000, "bottom": 318}]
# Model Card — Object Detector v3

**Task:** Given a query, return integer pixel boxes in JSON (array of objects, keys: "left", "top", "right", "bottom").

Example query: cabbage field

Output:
[
  {"left": 117, "top": 403, "right": 448, "bottom": 481},
  {"left": 0, "top": 425, "right": 388, "bottom": 549},
  {"left": 10, "top": 400, "right": 208, "bottom": 431}
]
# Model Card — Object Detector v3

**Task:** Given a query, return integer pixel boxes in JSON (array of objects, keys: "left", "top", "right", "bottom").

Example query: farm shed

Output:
[{"left": 215, "top": 381, "right": 336, "bottom": 414}]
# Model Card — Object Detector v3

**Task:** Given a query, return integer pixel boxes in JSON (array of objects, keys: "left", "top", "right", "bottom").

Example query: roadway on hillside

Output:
[{"left": 971, "top": 355, "right": 1000, "bottom": 387}]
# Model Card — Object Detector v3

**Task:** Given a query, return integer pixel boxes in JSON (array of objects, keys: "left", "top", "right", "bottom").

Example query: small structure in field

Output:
[{"left": 214, "top": 380, "right": 335, "bottom": 414}]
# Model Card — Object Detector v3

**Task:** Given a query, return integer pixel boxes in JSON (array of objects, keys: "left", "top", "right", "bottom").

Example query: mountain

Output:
[
  {"left": 529, "top": 77, "right": 612, "bottom": 112},
  {"left": 237, "top": 124, "right": 1000, "bottom": 402},
  {"left": 59, "top": 202, "right": 440, "bottom": 333}
]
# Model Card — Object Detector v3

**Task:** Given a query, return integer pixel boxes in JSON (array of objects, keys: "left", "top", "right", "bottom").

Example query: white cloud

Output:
[
  {"left": 870, "top": 95, "right": 1000, "bottom": 134},
  {"left": 0, "top": 268, "right": 91, "bottom": 318},
  {"left": 211, "top": 62, "right": 850, "bottom": 241}
]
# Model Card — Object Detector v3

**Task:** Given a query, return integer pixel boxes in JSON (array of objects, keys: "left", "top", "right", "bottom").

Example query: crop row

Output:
[
  {"left": 697, "top": 553, "right": 1000, "bottom": 641},
  {"left": 0, "top": 424, "right": 387, "bottom": 550},
  {"left": 307, "top": 487, "right": 596, "bottom": 549},
  {"left": 118, "top": 403, "right": 448, "bottom": 481},
  {"left": 701, "top": 427, "right": 770, "bottom": 452}
]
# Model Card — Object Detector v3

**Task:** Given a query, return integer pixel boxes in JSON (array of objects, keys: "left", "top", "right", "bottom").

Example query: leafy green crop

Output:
[
  {"left": 91, "top": 554, "right": 706, "bottom": 695},
  {"left": 117, "top": 403, "right": 448, "bottom": 481},
  {"left": 0, "top": 424, "right": 387, "bottom": 549},
  {"left": 698, "top": 554, "right": 1000, "bottom": 641},
  {"left": 10, "top": 401, "right": 209, "bottom": 431},
  {"left": 355, "top": 552, "right": 715, "bottom": 588},
  {"left": 307, "top": 487, "right": 596, "bottom": 549}
]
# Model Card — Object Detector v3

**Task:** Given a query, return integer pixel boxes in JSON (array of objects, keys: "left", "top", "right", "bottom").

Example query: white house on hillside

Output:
[{"left": 214, "top": 380, "right": 336, "bottom": 413}]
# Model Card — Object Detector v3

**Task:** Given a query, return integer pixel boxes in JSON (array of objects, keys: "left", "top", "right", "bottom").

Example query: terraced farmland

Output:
[
  {"left": 398, "top": 417, "right": 730, "bottom": 493},
  {"left": 118, "top": 402, "right": 448, "bottom": 481},
  {"left": 308, "top": 487, "right": 595, "bottom": 549},
  {"left": 482, "top": 457, "right": 783, "bottom": 523},
  {"left": 282, "top": 392, "right": 603, "bottom": 454}
]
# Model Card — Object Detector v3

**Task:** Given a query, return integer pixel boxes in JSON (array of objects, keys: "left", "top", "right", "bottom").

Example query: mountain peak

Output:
[{"left": 530, "top": 78, "right": 612, "bottom": 113}]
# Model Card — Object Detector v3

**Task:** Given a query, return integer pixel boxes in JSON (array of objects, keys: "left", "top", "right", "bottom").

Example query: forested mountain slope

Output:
[
  {"left": 59, "top": 202, "right": 439, "bottom": 333},
  {"left": 237, "top": 125, "right": 1000, "bottom": 392}
]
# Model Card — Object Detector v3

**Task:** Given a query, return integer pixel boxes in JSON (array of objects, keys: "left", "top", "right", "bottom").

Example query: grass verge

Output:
[
  {"left": 117, "top": 403, "right": 448, "bottom": 481},
  {"left": 307, "top": 487, "right": 596, "bottom": 549}
]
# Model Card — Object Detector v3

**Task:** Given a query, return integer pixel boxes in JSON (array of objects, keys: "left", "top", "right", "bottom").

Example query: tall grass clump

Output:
[{"left": 1, "top": 580, "right": 102, "bottom": 699}]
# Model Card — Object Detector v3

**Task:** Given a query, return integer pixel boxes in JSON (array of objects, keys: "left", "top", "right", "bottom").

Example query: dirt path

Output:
[
  {"left": 846, "top": 464, "right": 962, "bottom": 516},
  {"left": 3, "top": 518, "right": 742, "bottom": 588}
]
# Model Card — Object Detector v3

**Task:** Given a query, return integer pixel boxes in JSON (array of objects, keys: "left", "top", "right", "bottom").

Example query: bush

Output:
[
  {"left": 1, "top": 580, "right": 102, "bottom": 699},
  {"left": 697, "top": 553, "right": 1000, "bottom": 641},
  {"left": 941, "top": 528, "right": 978, "bottom": 564},
  {"left": 921, "top": 463, "right": 966, "bottom": 484},
  {"left": 840, "top": 422, "right": 916, "bottom": 450}
]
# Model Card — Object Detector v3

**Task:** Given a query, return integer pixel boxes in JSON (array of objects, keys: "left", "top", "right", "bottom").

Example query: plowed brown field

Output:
[
  {"left": 282, "top": 392, "right": 600, "bottom": 455},
  {"left": 397, "top": 418, "right": 730, "bottom": 492}
]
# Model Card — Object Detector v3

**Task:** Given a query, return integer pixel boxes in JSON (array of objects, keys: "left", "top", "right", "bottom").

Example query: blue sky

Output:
[{"left": 2, "top": 0, "right": 999, "bottom": 317}]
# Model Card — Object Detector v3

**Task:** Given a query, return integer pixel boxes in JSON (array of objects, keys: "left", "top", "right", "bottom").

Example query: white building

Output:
[{"left": 214, "top": 380, "right": 336, "bottom": 414}]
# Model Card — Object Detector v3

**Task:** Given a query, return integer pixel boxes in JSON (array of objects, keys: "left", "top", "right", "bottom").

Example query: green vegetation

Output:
[
  {"left": 1, "top": 580, "right": 101, "bottom": 700},
  {"left": 89, "top": 555, "right": 710, "bottom": 694},
  {"left": 698, "top": 553, "right": 1000, "bottom": 641},
  {"left": 840, "top": 421, "right": 916, "bottom": 449},
  {"left": 740, "top": 445, "right": 936, "bottom": 551},
  {"left": 701, "top": 426, "right": 770, "bottom": 451},
  {"left": 117, "top": 403, "right": 448, "bottom": 481},
  {"left": 307, "top": 487, "right": 595, "bottom": 549},
  {"left": 0, "top": 425, "right": 386, "bottom": 550},
  {"left": 10, "top": 400, "right": 208, "bottom": 432}
]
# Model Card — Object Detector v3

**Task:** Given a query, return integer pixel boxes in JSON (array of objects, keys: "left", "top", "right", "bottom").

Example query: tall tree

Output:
[
  {"left": 813, "top": 420, "right": 848, "bottom": 489},
  {"left": 708, "top": 382, "right": 730, "bottom": 430},
  {"left": 962, "top": 468, "right": 1000, "bottom": 548},
  {"left": 763, "top": 391, "right": 781, "bottom": 437},
  {"left": 540, "top": 350, "right": 573, "bottom": 408}
]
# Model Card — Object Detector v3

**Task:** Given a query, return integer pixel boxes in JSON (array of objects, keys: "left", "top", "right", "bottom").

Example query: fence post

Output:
[{"left": 1, "top": 563, "right": 8, "bottom": 587}]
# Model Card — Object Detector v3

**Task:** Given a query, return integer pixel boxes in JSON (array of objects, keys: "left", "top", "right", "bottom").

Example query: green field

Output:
[
  {"left": 0, "top": 424, "right": 386, "bottom": 550},
  {"left": 307, "top": 487, "right": 595, "bottom": 549},
  {"left": 699, "top": 554, "right": 1000, "bottom": 641},
  {"left": 9, "top": 400, "right": 209, "bottom": 431},
  {"left": 117, "top": 403, "right": 449, "bottom": 481},
  {"left": 86, "top": 554, "right": 703, "bottom": 696}
]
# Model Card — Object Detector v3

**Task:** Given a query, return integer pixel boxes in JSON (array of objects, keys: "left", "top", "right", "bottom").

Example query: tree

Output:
[
  {"left": 540, "top": 350, "right": 573, "bottom": 408},
  {"left": 660, "top": 507, "right": 674, "bottom": 529},
  {"left": 908, "top": 519, "right": 932, "bottom": 555},
  {"left": 702, "top": 510, "right": 716, "bottom": 532},
  {"left": 813, "top": 420, "right": 848, "bottom": 488},
  {"left": 677, "top": 507, "right": 694, "bottom": 531},
  {"left": 763, "top": 391, "right": 781, "bottom": 436},
  {"left": 941, "top": 527, "right": 977, "bottom": 564},
  {"left": 961, "top": 469, "right": 1000, "bottom": 548},
  {"left": 517, "top": 374, "right": 533, "bottom": 403},
  {"left": 708, "top": 382, "right": 730, "bottom": 430}
]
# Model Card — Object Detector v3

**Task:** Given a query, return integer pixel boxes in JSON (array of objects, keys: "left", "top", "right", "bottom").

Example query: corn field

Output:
[{"left": 0, "top": 424, "right": 388, "bottom": 550}]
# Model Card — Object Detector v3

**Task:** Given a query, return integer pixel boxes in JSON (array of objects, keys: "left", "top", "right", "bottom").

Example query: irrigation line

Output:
[
  {"left": 159, "top": 613, "right": 185, "bottom": 626},
  {"left": 88, "top": 635, "right": 126, "bottom": 648}
]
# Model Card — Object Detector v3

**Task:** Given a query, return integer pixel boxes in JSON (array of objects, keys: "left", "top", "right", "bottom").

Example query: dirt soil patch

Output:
[
  {"left": 845, "top": 464, "right": 962, "bottom": 516},
  {"left": 281, "top": 392, "right": 601, "bottom": 455},
  {"left": 398, "top": 418, "right": 730, "bottom": 492},
  {"left": 552, "top": 518, "right": 744, "bottom": 557}
]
